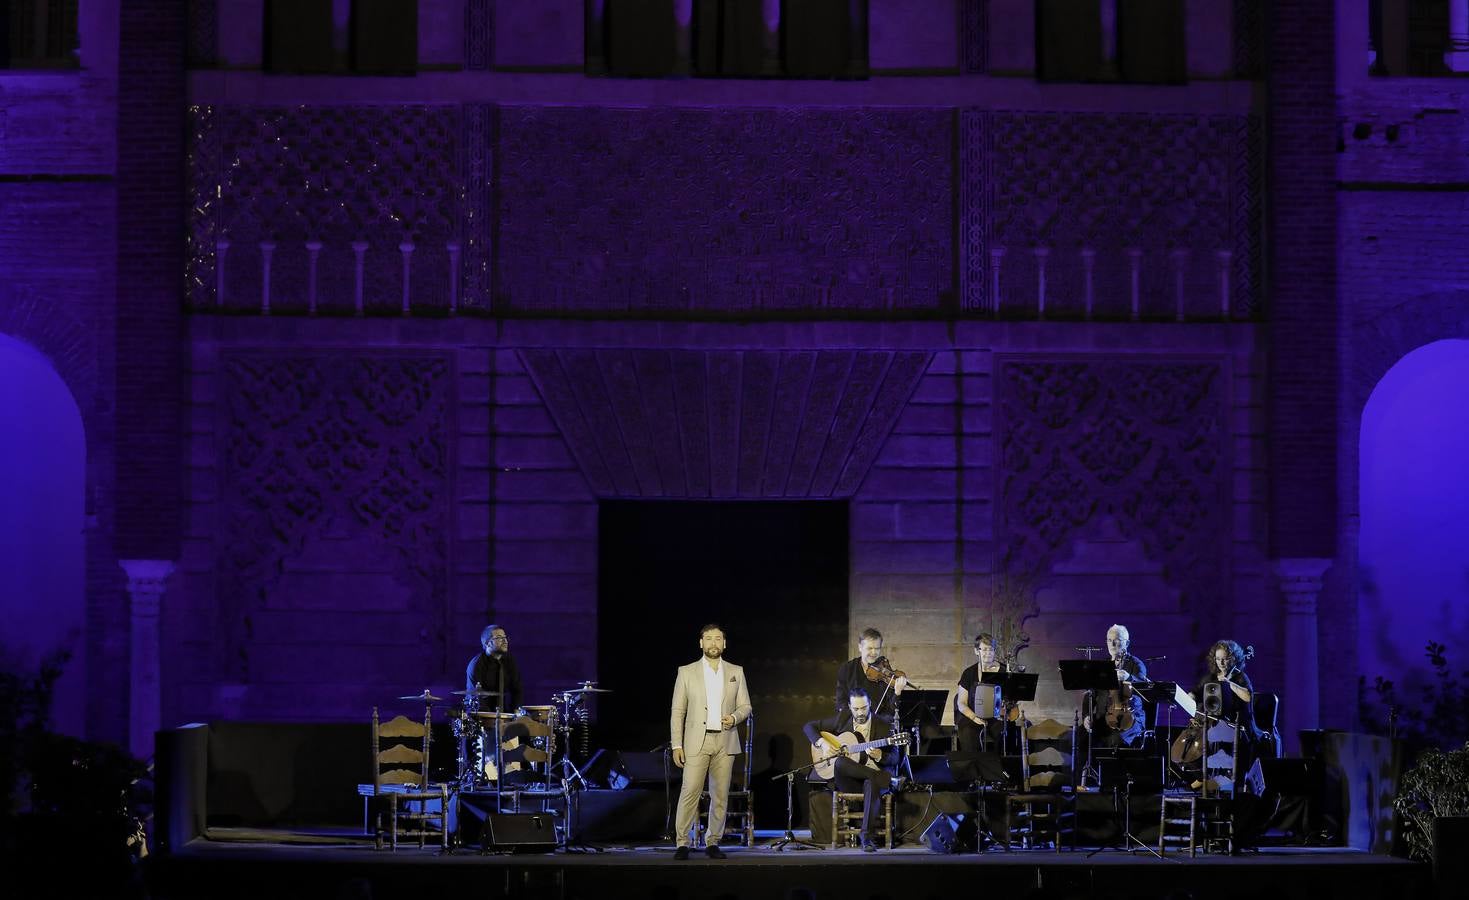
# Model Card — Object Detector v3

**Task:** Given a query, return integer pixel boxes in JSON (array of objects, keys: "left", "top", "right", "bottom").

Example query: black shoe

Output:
[
  {"left": 705, "top": 845, "right": 727, "bottom": 859},
  {"left": 673, "top": 846, "right": 690, "bottom": 860},
  {"left": 861, "top": 839, "right": 878, "bottom": 853}
]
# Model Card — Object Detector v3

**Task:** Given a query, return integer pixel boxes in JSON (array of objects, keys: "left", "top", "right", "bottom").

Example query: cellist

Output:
[{"left": 1082, "top": 624, "right": 1149, "bottom": 749}]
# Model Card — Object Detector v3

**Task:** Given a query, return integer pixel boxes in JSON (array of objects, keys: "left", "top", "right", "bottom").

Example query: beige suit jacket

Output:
[{"left": 670, "top": 658, "right": 752, "bottom": 756}]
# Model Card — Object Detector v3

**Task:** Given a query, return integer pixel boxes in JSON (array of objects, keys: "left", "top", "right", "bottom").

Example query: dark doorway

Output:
[{"left": 597, "top": 501, "right": 848, "bottom": 827}]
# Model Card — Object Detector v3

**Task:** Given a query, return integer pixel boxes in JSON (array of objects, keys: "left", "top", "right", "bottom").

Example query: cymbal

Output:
[
  {"left": 452, "top": 688, "right": 502, "bottom": 697},
  {"left": 398, "top": 690, "right": 446, "bottom": 702},
  {"left": 559, "top": 684, "right": 613, "bottom": 695}
]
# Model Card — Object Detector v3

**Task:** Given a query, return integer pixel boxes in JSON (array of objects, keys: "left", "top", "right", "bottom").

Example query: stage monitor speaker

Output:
[
  {"left": 1202, "top": 682, "right": 1223, "bottom": 715},
  {"left": 921, "top": 812, "right": 976, "bottom": 854},
  {"left": 483, "top": 812, "right": 558, "bottom": 853},
  {"left": 583, "top": 749, "right": 667, "bottom": 789}
]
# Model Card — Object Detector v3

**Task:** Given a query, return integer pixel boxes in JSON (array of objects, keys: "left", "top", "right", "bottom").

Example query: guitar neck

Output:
[{"left": 845, "top": 734, "right": 903, "bottom": 753}]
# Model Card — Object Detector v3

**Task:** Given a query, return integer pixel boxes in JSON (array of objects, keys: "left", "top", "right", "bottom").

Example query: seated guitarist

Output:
[{"left": 803, "top": 686, "right": 899, "bottom": 852}]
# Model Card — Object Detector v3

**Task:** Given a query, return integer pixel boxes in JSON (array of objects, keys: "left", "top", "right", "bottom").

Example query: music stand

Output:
[
  {"left": 897, "top": 689, "right": 951, "bottom": 757},
  {"left": 978, "top": 670, "right": 1036, "bottom": 756},
  {"left": 1059, "top": 660, "right": 1120, "bottom": 789},
  {"left": 1136, "top": 681, "right": 1195, "bottom": 788}
]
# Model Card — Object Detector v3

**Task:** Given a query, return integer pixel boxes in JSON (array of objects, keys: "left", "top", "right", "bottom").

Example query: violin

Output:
[{"left": 862, "top": 656, "right": 919, "bottom": 689}]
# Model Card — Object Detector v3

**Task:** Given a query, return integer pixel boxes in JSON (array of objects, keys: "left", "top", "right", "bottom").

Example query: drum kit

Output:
[{"left": 426, "top": 681, "right": 613, "bottom": 792}]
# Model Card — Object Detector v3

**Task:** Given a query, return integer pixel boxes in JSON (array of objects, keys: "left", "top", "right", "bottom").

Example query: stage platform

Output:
[{"left": 145, "top": 829, "right": 1430, "bottom": 900}]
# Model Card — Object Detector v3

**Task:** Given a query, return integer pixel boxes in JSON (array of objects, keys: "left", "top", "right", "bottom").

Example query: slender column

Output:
[
  {"left": 447, "top": 241, "right": 461, "bottom": 315},
  {"left": 1080, "top": 247, "right": 1096, "bottom": 320},
  {"left": 1127, "top": 248, "right": 1142, "bottom": 320},
  {"left": 399, "top": 241, "right": 415, "bottom": 316},
  {"left": 351, "top": 240, "right": 368, "bottom": 316},
  {"left": 259, "top": 241, "right": 275, "bottom": 315},
  {"left": 121, "top": 559, "right": 176, "bottom": 761},
  {"left": 989, "top": 247, "right": 1006, "bottom": 316},
  {"left": 1170, "top": 249, "right": 1188, "bottom": 322},
  {"left": 214, "top": 238, "right": 229, "bottom": 308},
  {"left": 1275, "top": 558, "right": 1332, "bottom": 754},
  {"left": 306, "top": 240, "right": 322, "bottom": 315},
  {"left": 1215, "top": 249, "right": 1233, "bottom": 318},
  {"left": 1034, "top": 246, "right": 1050, "bottom": 319}
]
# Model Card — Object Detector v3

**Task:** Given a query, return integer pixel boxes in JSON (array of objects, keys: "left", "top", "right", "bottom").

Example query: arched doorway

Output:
[
  {"left": 0, "top": 333, "right": 87, "bottom": 736},
  {"left": 1359, "top": 339, "right": 1469, "bottom": 689}
]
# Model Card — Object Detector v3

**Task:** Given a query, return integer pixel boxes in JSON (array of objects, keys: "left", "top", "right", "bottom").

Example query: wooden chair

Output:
[
  {"left": 1159, "top": 717, "right": 1239, "bottom": 856},
  {"left": 358, "top": 707, "right": 448, "bottom": 850},
  {"left": 698, "top": 713, "right": 755, "bottom": 847},
  {"left": 832, "top": 788, "right": 893, "bottom": 849}
]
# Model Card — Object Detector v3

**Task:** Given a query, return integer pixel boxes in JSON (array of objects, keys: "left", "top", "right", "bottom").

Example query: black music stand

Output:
[
  {"left": 1135, "top": 680, "right": 1195, "bottom": 788},
  {"left": 1059, "top": 660, "right": 1119, "bottom": 789},
  {"left": 980, "top": 671, "right": 1037, "bottom": 756},
  {"left": 897, "top": 689, "right": 951, "bottom": 756}
]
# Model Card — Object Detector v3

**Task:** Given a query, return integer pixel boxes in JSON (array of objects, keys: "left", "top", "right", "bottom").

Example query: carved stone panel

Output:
[
  {"left": 496, "top": 108, "right": 954, "bottom": 313},
  {"left": 217, "top": 352, "right": 454, "bottom": 687},
  {"left": 997, "top": 357, "right": 1230, "bottom": 613}
]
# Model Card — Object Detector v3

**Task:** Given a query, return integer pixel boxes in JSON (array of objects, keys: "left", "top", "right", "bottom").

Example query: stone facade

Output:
[{"left": 3, "top": 0, "right": 1462, "bottom": 751}]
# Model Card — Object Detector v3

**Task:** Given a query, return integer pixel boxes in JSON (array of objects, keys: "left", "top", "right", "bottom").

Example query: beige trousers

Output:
[{"left": 675, "top": 731, "right": 735, "bottom": 847}]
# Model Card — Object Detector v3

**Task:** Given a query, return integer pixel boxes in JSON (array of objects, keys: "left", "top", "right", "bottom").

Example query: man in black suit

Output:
[{"left": 804, "top": 686, "right": 898, "bottom": 852}]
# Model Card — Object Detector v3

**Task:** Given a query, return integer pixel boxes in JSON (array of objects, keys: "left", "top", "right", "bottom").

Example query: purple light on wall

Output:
[
  {"left": 1359, "top": 339, "right": 1469, "bottom": 681},
  {"left": 0, "top": 333, "right": 86, "bottom": 737}
]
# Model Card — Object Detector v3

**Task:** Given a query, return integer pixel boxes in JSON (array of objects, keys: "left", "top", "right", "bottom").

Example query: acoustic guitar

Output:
[{"left": 810, "top": 729, "right": 911, "bottom": 780}]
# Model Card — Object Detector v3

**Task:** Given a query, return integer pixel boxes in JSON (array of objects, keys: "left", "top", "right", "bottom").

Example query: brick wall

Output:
[{"left": 115, "top": 0, "right": 185, "bottom": 560}]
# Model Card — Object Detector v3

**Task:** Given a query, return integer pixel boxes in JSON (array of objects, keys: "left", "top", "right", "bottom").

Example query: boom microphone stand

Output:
[{"left": 769, "top": 761, "right": 823, "bottom": 851}]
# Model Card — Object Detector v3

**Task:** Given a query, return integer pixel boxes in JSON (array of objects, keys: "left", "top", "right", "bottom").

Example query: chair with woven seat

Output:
[
  {"left": 358, "top": 707, "right": 449, "bottom": 850},
  {"left": 832, "top": 787, "right": 893, "bottom": 849},
  {"left": 1003, "top": 717, "right": 1075, "bottom": 850}
]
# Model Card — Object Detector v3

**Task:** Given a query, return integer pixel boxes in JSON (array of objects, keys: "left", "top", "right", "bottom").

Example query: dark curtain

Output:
[
  {"left": 264, "top": 0, "right": 335, "bottom": 73},
  {"left": 694, "top": 0, "right": 766, "bottom": 76},
  {"left": 1117, "top": 0, "right": 1185, "bottom": 84},
  {"left": 1036, "top": 0, "right": 1103, "bottom": 82},
  {"left": 605, "top": 0, "right": 677, "bottom": 77},
  {"left": 352, "top": 0, "right": 418, "bottom": 75}
]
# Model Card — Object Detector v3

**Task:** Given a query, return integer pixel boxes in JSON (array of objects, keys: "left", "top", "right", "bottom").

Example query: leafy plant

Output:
[
  {"left": 1392, "top": 741, "right": 1469, "bottom": 863},
  {"left": 1357, "top": 640, "right": 1469, "bottom": 754}
]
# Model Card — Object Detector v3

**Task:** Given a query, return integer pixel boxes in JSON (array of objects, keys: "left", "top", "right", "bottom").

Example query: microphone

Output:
[
  {"left": 1075, "top": 645, "right": 1102, "bottom": 653},
  {"left": 1142, "top": 655, "right": 1167, "bottom": 662}
]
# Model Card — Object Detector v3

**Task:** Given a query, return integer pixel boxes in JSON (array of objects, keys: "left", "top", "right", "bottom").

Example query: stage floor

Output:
[{"left": 145, "top": 828, "right": 1431, "bottom": 900}]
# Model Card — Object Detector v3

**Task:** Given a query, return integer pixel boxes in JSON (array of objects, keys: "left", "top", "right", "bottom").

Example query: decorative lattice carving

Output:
[
  {"left": 496, "top": 107, "right": 953, "bottom": 313},
  {"left": 998, "top": 358, "right": 1229, "bottom": 606},
  {"left": 465, "top": 0, "right": 493, "bottom": 70},
  {"left": 217, "top": 352, "right": 452, "bottom": 680},
  {"left": 188, "top": 106, "right": 465, "bottom": 311},
  {"left": 963, "top": 0, "right": 988, "bottom": 74},
  {"left": 961, "top": 112, "right": 1262, "bottom": 318}
]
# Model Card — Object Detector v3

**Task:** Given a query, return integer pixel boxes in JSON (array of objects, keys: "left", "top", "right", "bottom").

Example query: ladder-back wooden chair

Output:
[{"left": 360, "top": 707, "right": 448, "bottom": 850}]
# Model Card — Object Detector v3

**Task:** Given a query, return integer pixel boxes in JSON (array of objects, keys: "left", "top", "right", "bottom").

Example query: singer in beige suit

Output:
[{"left": 669, "top": 623, "right": 752, "bottom": 859}]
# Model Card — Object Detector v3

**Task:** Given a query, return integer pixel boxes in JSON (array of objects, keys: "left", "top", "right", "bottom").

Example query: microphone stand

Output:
[{"left": 769, "top": 760, "right": 823, "bottom": 851}]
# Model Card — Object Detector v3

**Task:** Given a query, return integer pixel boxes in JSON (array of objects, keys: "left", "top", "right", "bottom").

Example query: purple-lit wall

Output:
[
  {"left": 0, "top": 336, "right": 86, "bottom": 736},
  {"left": 11, "top": 1, "right": 1469, "bottom": 753},
  {"left": 1359, "top": 340, "right": 1469, "bottom": 684}
]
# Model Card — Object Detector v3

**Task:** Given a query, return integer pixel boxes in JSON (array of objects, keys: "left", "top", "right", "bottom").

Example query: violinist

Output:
[
  {"left": 955, "top": 633, "right": 1006, "bottom": 753},
  {"left": 835, "top": 628, "right": 908, "bottom": 717},
  {"left": 1082, "top": 624, "right": 1148, "bottom": 749}
]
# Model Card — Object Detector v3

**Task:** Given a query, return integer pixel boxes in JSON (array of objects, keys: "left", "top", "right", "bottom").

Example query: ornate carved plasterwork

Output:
[
  {"left": 998, "top": 358, "right": 1229, "bottom": 605},
  {"left": 960, "top": 111, "right": 1262, "bottom": 318},
  {"left": 520, "top": 349, "right": 932, "bottom": 498},
  {"left": 217, "top": 353, "right": 453, "bottom": 680},
  {"left": 496, "top": 107, "right": 953, "bottom": 313},
  {"left": 962, "top": 0, "right": 989, "bottom": 74},
  {"left": 188, "top": 106, "right": 466, "bottom": 310}
]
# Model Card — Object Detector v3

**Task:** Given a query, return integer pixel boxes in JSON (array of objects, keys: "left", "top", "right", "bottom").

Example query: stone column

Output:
[
  {"left": 121, "top": 559, "right": 175, "bottom": 761},
  {"left": 1274, "top": 558, "right": 1332, "bottom": 754}
]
